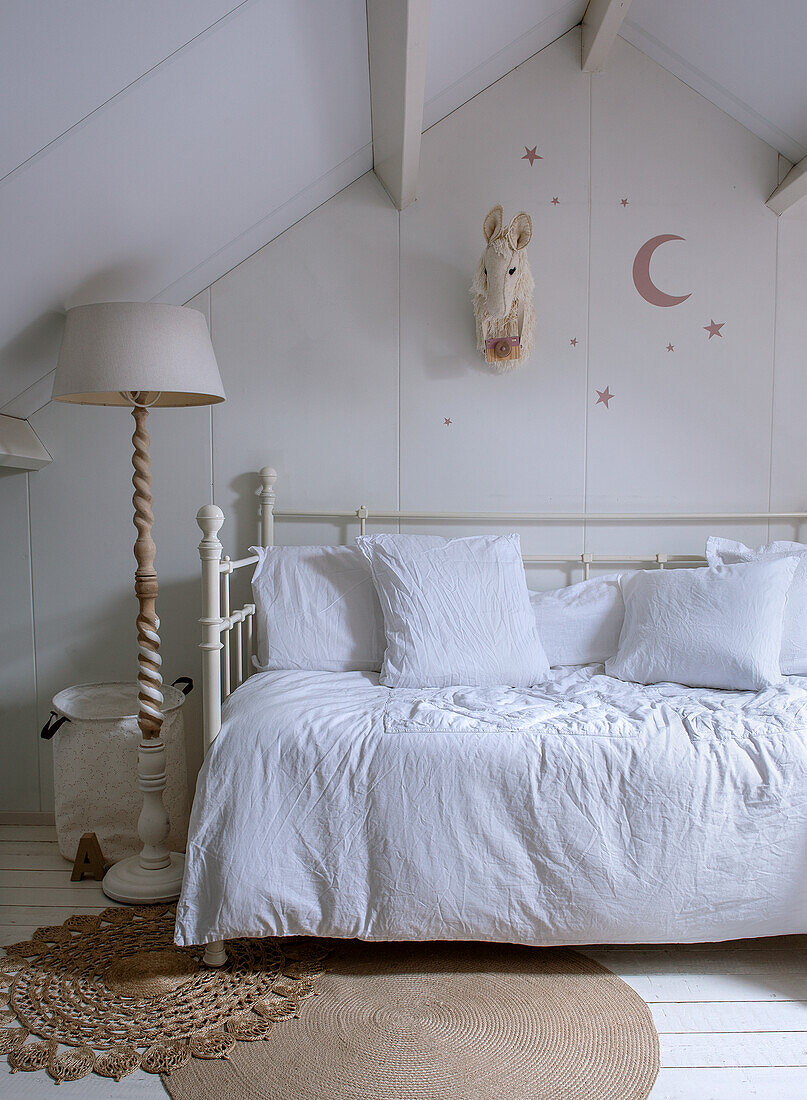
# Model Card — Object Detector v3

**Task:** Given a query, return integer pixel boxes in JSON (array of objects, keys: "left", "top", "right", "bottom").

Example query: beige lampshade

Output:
[{"left": 53, "top": 302, "right": 225, "bottom": 407}]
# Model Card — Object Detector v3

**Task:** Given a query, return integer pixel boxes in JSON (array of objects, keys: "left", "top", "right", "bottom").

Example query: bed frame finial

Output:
[
  {"left": 197, "top": 503, "right": 224, "bottom": 543},
  {"left": 258, "top": 467, "right": 277, "bottom": 549}
]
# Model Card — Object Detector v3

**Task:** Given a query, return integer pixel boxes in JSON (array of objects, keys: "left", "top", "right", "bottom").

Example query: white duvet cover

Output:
[{"left": 175, "top": 666, "right": 807, "bottom": 947}]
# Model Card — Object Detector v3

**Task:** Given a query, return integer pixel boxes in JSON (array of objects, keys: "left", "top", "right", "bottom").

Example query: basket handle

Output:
[
  {"left": 171, "top": 676, "right": 194, "bottom": 697},
  {"left": 40, "top": 711, "right": 70, "bottom": 740}
]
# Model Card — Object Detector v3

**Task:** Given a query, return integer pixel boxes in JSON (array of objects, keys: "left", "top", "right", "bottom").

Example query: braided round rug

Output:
[
  {"left": 164, "top": 940, "right": 659, "bottom": 1100},
  {"left": 0, "top": 905, "right": 327, "bottom": 1085}
]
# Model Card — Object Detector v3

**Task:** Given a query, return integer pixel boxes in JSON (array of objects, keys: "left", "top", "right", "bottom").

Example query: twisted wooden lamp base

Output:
[{"left": 103, "top": 400, "right": 185, "bottom": 903}]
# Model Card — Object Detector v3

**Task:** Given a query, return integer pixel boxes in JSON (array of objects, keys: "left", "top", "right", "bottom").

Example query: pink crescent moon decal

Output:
[{"left": 632, "top": 234, "right": 692, "bottom": 307}]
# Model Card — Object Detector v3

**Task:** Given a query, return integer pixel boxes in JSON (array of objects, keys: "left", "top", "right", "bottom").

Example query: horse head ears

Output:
[
  {"left": 507, "top": 212, "right": 532, "bottom": 251},
  {"left": 483, "top": 205, "right": 504, "bottom": 243}
]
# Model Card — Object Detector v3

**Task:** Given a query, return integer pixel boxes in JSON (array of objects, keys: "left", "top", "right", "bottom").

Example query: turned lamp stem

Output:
[
  {"left": 127, "top": 394, "right": 173, "bottom": 875},
  {"left": 131, "top": 398, "right": 163, "bottom": 741}
]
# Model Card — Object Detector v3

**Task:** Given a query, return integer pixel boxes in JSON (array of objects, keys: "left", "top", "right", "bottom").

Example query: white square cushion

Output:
[
  {"left": 356, "top": 533, "right": 550, "bottom": 689},
  {"left": 605, "top": 559, "right": 797, "bottom": 690},
  {"left": 706, "top": 536, "right": 807, "bottom": 675},
  {"left": 530, "top": 575, "right": 624, "bottom": 666},
  {"left": 250, "top": 545, "right": 385, "bottom": 672}
]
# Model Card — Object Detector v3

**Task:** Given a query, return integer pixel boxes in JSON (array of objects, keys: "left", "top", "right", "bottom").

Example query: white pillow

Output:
[
  {"left": 605, "top": 559, "right": 797, "bottom": 690},
  {"left": 356, "top": 533, "right": 550, "bottom": 689},
  {"left": 706, "top": 536, "right": 807, "bottom": 675},
  {"left": 530, "top": 575, "right": 623, "bottom": 666},
  {"left": 250, "top": 545, "right": 385, "bottom": 672}
]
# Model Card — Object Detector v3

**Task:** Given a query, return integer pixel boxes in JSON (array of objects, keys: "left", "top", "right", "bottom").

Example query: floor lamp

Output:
[{"left": 53, "top": 302, "right": 225, "bottom": 903}]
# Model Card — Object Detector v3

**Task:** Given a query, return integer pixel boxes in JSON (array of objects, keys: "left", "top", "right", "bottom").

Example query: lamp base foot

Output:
[{"left": 102, "top": 852, "right": 185, "bottom": 904}]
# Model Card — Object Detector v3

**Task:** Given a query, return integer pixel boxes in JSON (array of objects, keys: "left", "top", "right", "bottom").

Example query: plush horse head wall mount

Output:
[{"left": 471, "top": 205, "right": 536, "bottom": 371}]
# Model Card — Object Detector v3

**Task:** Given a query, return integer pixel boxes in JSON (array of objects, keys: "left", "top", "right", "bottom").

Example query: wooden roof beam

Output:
[
  {"left": 366, "top": 0, "right": 431, "bottom": 210},
  {"left": 581, "top": 0, "right": 633, "bottom": 73}
]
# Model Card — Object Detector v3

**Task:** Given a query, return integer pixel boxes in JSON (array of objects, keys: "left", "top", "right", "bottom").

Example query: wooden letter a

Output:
[{"left": 71, "top": 832, "right": 108, "bottom": 882}]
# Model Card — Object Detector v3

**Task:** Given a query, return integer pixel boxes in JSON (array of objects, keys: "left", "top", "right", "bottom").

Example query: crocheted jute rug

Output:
[
  {"left": 0, "top": 905, "right": 328, "bottom": 1085},
  {"left": 164, "top": 940, "right": 660, "bottom": 1100}
]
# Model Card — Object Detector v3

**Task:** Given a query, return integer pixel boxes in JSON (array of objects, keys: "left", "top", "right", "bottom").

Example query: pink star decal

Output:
[
  {"left": 704, "top": 319, "right": 724, "bottom": 339},
  {"left": 522, "top": 146, "right": 542, "bottom": 166},
  {"left": 620, "top": 198, "right": 629, "bottom": 207},
  {"left": 666, "top": 343, "right": 674, "bottom": 352},
  {"left": 551, "top": 196, "right": 560, "bottom": 205},
  {"left": 570, "top": 337, "right": 578, "bottom": 346},
  {"left": 595, "top": 387, "right": 614, "bottom": 409},
  {"left": 443, "top": 417, "right": 452, "bottom": 426}
]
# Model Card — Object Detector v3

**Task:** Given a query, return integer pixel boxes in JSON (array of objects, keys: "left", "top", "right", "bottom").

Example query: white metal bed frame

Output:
[{"left": 193, "top": 465, "right": 807, "bottom": 964}]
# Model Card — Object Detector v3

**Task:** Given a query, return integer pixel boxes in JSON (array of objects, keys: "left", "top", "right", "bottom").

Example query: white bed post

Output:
[
  {"left": 197, "top": 505, "right": 224, "bottom": 755},
  {"left": 196, "top": 504, "right": 228, "bottom": 968},
  {"left": 258, "top": 466, "right": 277, "bottom": 548},
  {"left": 194, "top": 470, "right": 274, "bottom": 968}
]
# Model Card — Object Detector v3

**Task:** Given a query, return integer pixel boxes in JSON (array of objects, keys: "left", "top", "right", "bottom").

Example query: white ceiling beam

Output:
[
  {"left": 366, "top": 0, "right": 431, "bottom": 210},
  {"left": 0, "top": 413, "right": 51, "bottom": 471},
  {"left": 581, "top": 0, "right": 633, "bottom": 73},
  {"left": 767, "top": 154, "right": 807, "bottom": 215}
]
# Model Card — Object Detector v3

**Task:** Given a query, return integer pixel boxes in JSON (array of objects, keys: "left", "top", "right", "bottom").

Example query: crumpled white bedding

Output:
[{"left": 175, "top": 666, "right": 807, "bottom": 947}]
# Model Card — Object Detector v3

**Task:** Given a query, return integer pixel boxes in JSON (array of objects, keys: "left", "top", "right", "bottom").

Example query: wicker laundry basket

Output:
[{"left": 41, "top": 679, "right": 191, "bottom": 864}]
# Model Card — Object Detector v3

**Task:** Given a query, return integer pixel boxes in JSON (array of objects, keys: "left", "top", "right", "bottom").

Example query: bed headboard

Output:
[{"left": 195, "top": 466, "right": 806, "bottom": 753}]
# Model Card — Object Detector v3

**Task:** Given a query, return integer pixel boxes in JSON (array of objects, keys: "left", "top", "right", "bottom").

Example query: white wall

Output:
[{"left": 5, "top": 29, "right": 807, "bottom": 813}]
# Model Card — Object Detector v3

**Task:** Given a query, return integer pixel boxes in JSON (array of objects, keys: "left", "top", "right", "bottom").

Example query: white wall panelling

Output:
[
  {"left": 0, "top": 473, "right": 38, "bottom": 811},
  {"left": 210, "top": 172, "right": 399, "bottom": 569},
  {"left": 6, "top": 27, "right": 807, "bottom": 812},
  {"left": 769, "top": 205, "right": 807, "bottom": 543},
  {"left": 401, "top": 30, "right": 590, "bottom": 580},
  {"left": 586, "top": 38, "right": 780, "bottom": 559}
]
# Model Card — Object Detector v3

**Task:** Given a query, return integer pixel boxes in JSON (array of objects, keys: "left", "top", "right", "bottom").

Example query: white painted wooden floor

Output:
[{"left": 1, "top": 825, "right": 806, "bottom": 1098}]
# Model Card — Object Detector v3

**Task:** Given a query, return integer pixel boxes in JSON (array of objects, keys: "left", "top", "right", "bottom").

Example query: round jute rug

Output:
[
  {"left": 0, "top": 906, "right": 327, "bottom": 1084},
  {"left": 164, "top": 940, "right": 659, "bottom": 1100}
]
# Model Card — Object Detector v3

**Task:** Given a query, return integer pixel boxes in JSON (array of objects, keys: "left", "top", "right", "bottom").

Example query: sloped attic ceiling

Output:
[
  {"left": 2, "top": 0, "right": 806, "bottom": 418},
  {"left": 623, "top": 0, "right": 807, "bottom": 164}
]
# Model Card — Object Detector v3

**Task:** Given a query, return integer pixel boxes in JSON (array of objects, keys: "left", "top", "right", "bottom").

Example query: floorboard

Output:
[
  {"left": 583, "top": 944, "right": 807, "bottom": 1002},
  {"left": 0, "top": 826, "right": 58, "bottom": 842},
  {"left": 2, "top": 886, "right": 112, "bottom": 906},
  {"left": 652, "top": 1066, "right": 807, "bottom": 1099},
  {"left": 1, "top": 904, "right": 118, "bottom": 925},
  {"left": 651, "top": 999, "right": 807, "bottom": 1031},
  {"left": 0, "top": 869, "right": 102, "bottom": 890},
  {"left": 0, "top": 842, "right": 71, "bottom": 863},
  {"left": 0, "top": 925, "right": 38, "bottom": 946},
  {"left": 0, "top": 1062, "right": 159, "bottom": 1099},
  {"left": 0, "top": 850, "right": 71, "bottom": 871},
  {"left": 2, "top": 824, "right": 807, "bottom": 1098},
  {"left": 660, "top": 1030, "right": 807, "bottom": 1068}
]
